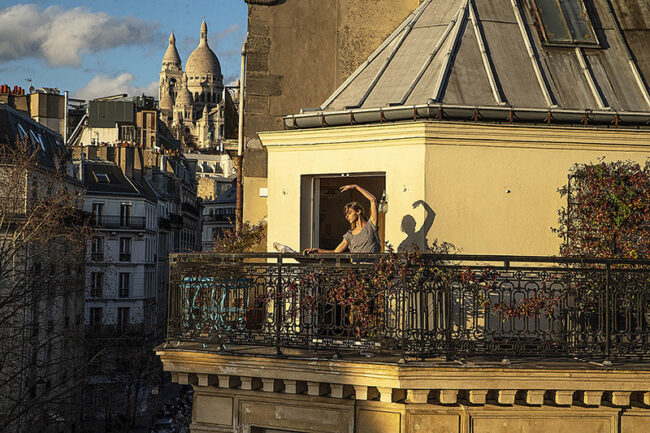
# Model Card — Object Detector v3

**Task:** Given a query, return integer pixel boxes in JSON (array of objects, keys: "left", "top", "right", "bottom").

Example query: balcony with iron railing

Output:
[
  {"left": 90, "top": 252, "right": 104, "bottom": 262},
  {"left": 202, "top": 213, "right": 235, "bottom": 223},
  {"left": 158, "top": 217, "right": 171, "bottom": 231},
  {"left": 169, "top": 213, "right": 183, "bottom": 227},
  {"left": 181, "top": 202, "right": 199, "bottom": 215},
  {"left": 119, "top": 252, "right": 132, "bottom": 262},
  {"left": 167, "top": 253, "right": 650, "bottom": 362},
  {"left": 90, "top": 215, "right": 146, "bottom": 230}
]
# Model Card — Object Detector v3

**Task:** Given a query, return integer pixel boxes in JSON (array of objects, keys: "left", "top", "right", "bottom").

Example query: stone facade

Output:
[{"left": 157, "top": 348, "right": 650, "bottom": 433}]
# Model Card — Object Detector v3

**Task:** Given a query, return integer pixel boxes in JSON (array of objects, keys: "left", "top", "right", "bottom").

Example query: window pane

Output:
[
  {"left": 535, "top": 0, "right": 571, "bottom": 43},
  {"left": 558, "top": 0, "right": 597, "bottom": 44},
  {"left": 533, "top": 0, "right": 598, "bottom": 46}
]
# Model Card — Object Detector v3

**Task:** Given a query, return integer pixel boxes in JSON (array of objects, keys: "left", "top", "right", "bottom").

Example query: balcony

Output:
[
  {"left": 90, "top": 215, "right": 145, "bottom": 230},
  {"left": 169, "top": 213, "right": 183, "bottom": 227},
  {"left": 158, "top": 217, "right": 171, "bottom": 231},
  {"left": 119, "top": 252, "right": 131, "bottom": 262},
  {"left": 203, "top": 213, "right": 235, "bottom": 223},
  {"left": 90, "top": 252, "right": 104, "bottom": 262},
  {"left": 181, "top": 202, "right": 199, "bottom": 215},
  {"left": 167, "top": 253, "right": 650, "bottom": 361}
]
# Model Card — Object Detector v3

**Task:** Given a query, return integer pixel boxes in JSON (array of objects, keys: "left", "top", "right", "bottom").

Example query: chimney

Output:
[{"left": 119, "top": 147, "right": 135, "bottom": 179}]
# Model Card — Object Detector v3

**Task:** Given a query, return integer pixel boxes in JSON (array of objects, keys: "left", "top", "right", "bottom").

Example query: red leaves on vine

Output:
[{"left": 555, "top": 160, "right": 649, "bottom": 259}]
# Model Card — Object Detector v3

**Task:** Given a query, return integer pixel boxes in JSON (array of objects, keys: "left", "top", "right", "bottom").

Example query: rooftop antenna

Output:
[{"left": 25, "top": 77, "right": 35, "bottom": 94}]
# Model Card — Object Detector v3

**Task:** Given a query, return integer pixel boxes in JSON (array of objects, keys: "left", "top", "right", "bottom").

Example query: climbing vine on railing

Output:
[{"left": 554, "top": 159, "right": 649, "bottom": 259}]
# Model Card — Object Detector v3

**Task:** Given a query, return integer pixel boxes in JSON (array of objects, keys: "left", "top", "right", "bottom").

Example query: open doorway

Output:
[{"left": 301, "top": 173, "right": 386, "bottom": 251}]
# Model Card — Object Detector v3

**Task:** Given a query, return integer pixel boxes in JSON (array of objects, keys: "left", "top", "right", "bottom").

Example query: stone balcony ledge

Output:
[{"left": 157, "top": 343, "right": 650, "bottom": 409}]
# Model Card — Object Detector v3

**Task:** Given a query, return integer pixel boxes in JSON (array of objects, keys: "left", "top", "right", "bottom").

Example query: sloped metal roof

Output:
[
  {"left": 320, "top": 0, "right": 650, "bottom": 114},
  {"left": 0, "top": 103, "right": 68, "bottom": 170}
]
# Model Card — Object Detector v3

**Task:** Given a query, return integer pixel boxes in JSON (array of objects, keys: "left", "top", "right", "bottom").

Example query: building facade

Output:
[
  {"left": 0, "top": 103, "right": 86, "bottom": 433},
  {"left": 158, "top": 0, "right": 650, "bottom": 432},
  {"left": 83, "top": 159, "right": 159, "bottom": 335},
  {"left": 72, "top": 95, "right": 202, "bottom": 429},
  {"left": 184, "top": 152, "right": 237, "bottom": 250}
]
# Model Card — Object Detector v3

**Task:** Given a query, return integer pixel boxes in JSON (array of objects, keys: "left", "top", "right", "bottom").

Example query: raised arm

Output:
[
  {"left": 413, "top": 200, "right": 436, "bottom": 235},
  {"left": 340, "top": 184, "right": 377, "bottom": 226}
]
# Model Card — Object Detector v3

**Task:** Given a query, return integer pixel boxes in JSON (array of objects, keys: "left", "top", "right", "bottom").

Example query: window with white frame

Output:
[
  {"left": 120, "top": 203, "right": 131, "bottom": 227},
  {"left": 91, "top": 202, "right": 104, "bottom": 224},
  {"left": 117, "top": 307, "right": 130, "bottom": 333},
  {"left": 90, "top": 236, "right": 104, "bottom": 261},
  {"left": 90, "top": 307, "right": 102, "bottom": 328},
  {"left": 119, "top": 237, "right": 131, "bottom": 261},
  {"left": 90, "top": 272, "right": 104, "bottom": 298},
  {"left": 118, "top": 273, "right": 130, "bottom": 298}
]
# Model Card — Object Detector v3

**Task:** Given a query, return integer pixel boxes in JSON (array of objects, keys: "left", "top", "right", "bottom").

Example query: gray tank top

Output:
[{"left": 343, "top": 220, "right": 380, "bottom": 253}]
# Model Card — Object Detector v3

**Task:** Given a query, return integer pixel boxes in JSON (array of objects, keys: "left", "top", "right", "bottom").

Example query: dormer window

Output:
[
  {"left": 94, "top": 173, "right": 110, "bottom": 183},
  {"left": 532, "top": 0, "right": 599, "bottom": 47}
]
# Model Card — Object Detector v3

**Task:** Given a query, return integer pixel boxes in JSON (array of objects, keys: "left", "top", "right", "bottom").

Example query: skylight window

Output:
[
  {"left": 94, "top": 173, "right": 110, "bottom": 184},
  {"left": 532, "top": 0, "right": 599, "bottom": 47}
]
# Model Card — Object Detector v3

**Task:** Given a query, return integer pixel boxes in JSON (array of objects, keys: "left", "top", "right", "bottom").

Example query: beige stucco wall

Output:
[{"left": 261, "top": 121, "right": 649, "bottom": 255}]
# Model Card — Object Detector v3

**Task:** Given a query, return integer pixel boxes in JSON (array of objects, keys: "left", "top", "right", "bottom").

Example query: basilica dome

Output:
[{"left": 185, "top": 20, "right": 222, "bottom": 77}]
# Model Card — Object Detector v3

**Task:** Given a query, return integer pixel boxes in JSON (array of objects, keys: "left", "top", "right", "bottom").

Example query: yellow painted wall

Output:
[
  {"left": 422, "top": 122, "right": 649, "bottom": 255},
  {"left": 263, "top": 125, "right": 426, "bottom": 252},
  {"left": 261, "top": 121, "right": 649, "bottom": 255}
]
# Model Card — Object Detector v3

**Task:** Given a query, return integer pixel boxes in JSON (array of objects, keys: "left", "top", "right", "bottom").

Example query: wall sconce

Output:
[{"left": 378, "top": 190, "right": 388, "bottom": 214}]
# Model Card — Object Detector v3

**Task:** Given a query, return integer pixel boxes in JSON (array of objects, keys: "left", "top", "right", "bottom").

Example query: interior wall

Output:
[{"left": 317, "top": 175, "right": 385, "bottom": 251}]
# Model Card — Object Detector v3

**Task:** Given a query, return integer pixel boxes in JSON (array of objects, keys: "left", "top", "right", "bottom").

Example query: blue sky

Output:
[{"left": 0, "top": 0, "right": 248, "bottom": 100}]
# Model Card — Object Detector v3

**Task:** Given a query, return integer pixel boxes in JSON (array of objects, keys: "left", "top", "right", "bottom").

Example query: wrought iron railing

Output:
[
  {"left": 169, "top": 213, "right": 183, "bottom": 226},
  {"left": 181, "top": 202, "right": 199, "bottom": 215},
  {"left": 202, "top": 213, "right": 235, "bottom": 223},
  {"left": 167, "top": 253, "right": 650, "bottom": 361},
  {"left": 119, "top": 252, "right": 131, "bottom": 262},
  {"left": 90, "top": 215, "right": 146, "bottom": 230},
  {"left": 158, "top": 217, "right": 171, "bottom": 231}
]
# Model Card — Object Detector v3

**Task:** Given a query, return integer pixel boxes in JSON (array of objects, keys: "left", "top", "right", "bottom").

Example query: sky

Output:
[{"left": 0, "top": 0, "right": 248, "bottom": 100}]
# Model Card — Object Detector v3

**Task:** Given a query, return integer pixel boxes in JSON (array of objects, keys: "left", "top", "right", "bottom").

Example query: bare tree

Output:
[
  {"left": 0, "top": 140, "right": 90, "bottom": 433},
  {"left": 81, "top": 318, "right": 163, "bottom": 432}
]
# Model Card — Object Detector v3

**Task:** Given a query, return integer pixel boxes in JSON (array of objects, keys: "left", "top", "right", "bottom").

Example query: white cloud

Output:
[
  {"left": 73, "top": 73, "right": 158, "bottom": 100},
  {"left": 211, "top": 23, "right": 242, "bottom": 46},
  {"left": 0, "top": 4, "right": 160, "bottom": 67}
]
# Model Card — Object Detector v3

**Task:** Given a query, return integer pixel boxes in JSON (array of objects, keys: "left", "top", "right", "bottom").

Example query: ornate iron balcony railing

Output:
[
  {"left": 90, "top": 215, "right": 146, "bottom": 230},
  {"left": 167, "top": 253, "right": 650, "bottom": 361},
  {"left": 158, "top": 217, "right": 171, "bottom": 231},
  {"left": 202, "top": 213, "right": 235, "bottom": 223}
]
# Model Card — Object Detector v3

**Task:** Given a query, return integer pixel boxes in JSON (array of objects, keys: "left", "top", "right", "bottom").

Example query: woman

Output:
[{"left": 303, "top": 184, "right": 380, "bottom": 254}]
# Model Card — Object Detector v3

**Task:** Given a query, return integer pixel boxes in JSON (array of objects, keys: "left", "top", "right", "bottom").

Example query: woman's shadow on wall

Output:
[{"left": 397, "top": 200, "right": 436, "bottom": 253}]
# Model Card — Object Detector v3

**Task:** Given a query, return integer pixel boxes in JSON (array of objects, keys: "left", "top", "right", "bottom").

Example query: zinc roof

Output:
[{"left": 320, "top": 0, "right": 650, "bottom": 114}]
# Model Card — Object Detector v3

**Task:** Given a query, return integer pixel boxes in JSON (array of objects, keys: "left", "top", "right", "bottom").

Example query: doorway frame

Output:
[{"left": 301, "top": 172, "right": 386, "bottom": 251}]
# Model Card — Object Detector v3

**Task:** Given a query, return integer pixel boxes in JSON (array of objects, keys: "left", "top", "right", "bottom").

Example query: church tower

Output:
[{"left": 159, "top": 31, "right": 184, "bottom": 119}]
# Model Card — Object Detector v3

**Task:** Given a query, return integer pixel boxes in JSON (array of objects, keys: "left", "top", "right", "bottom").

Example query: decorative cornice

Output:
[{"left": 157, "top": 348, "right": 650, "bottom": 408}]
